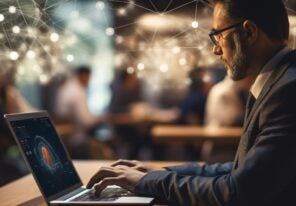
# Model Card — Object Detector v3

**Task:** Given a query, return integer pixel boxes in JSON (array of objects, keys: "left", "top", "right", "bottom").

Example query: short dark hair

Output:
[
  {"left": 214, "top": 0, "right": 289, "bottom": 42},
  {"left": 74, "top": 65, "right": 91, "bottom": 76}
]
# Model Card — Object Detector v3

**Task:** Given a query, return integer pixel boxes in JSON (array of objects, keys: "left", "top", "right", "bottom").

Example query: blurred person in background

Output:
[
  {"left": 173, "top": 67, "right": 212, "bottom": 160},
  {"left": 107, "top": 68, "right": 150, "bottom": 159},
  {"left": 0, "top": 67, "right": 36, "bottom": 114},
  {"left": 177, "top": 67, "right": 212, "bottom": 125},
  {"left": 205, "top": 72, "right": 252, "bottom": 127},
  {"left": 54, "top": 66, "right": 111, "bottom": 159},
  {"left": 0, "top": 63, "right": 36, "bottom": 186},
  {"left": 55, "top": 66, "right": 99, "bottom": 144},
  {"left": 109, "top": 68, "right": 142, "bottom": 114},
  {"left": 203, "top": 72, "right": 252, "bottom": 163}
]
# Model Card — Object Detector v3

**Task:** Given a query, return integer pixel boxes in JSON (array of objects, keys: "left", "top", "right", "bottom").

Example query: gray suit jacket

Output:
[{"left": 135, "top": 50, "right": 296, "bottom": 206}]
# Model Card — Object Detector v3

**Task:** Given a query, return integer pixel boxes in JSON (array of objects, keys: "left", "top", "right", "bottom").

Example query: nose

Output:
[{"left": 212, "top": 44, "right": 222, "bottom": 56}]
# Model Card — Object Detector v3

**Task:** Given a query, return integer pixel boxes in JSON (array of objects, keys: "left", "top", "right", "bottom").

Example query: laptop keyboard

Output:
[
  {"left": 101, "top": 186, "right": 131, "bottom": 197},
  {"left": 72, "top": 186, "right": 130, "bottom": 202}
]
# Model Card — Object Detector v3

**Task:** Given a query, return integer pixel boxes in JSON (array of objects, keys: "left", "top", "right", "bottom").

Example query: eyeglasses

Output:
[{"left": 209, "top": 21, "right": 244, "bottom": 45}]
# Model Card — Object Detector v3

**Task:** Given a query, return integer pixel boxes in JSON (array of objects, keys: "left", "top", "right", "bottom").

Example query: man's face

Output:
[
  {"left": 79, "top": 73, "right": 91, "bottom": 88},
  {"left": 212, "top": 3, "right": 250, "bottom": 81}
]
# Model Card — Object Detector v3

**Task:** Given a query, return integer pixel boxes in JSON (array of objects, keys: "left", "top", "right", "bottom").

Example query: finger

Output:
[
  {"left": 87, "top": 167, "right": 116, "bottom": 188},
  {"left": 132, "top": 162, "right": 148, "bottom": 172},
  {"left": 94, "top": 177, "right": 123, "bottom": 196},
  {"left": 86, "top": 167, "right": 117, "bottom": 188},
  {"left": 112, "top": 160, "right": 147, "bottom": 172},
  {"left": 111, "top": 159, "right": 136, "bottom": 167},
  {"left": 133, "top": 165, "right": 146, "bottom": 172}
]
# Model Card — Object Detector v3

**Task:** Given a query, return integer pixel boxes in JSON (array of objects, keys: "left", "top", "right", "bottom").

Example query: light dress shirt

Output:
[
  {"left": 55, "top": 77, "right": 97, "bottom": 144},
  {"left": 250, "top": 47, "right": 292, "bottom": 99}
]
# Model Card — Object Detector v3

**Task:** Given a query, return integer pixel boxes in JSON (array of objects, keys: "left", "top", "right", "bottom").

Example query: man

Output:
[
  {"left": 87, "top": 0, "right": 296, "bottom": 205},
  {"left": 205, "top": 73, "right": 251, "bottom": 127},
  {"left": 55, "top": 66, "right": 99, "bottom": 145}
]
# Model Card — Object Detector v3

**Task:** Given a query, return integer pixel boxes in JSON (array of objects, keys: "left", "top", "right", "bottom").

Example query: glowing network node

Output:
[
  {"left": 179, "top": 58, "right": 187, "bottom": 65},
  {"left": 66, "top": 54, "right": 74, "bottom": 62},
  {"left": 0, "top": 14, "right": 4, "bottom": 22},
  {"left": 9, "top": 6, "right": 16, "bottom": 13},
  {"left": 9, "top": 51, "right": 19, "bottom": 61},
  {"left": 116, "top": 35, "right": 123, "bottom": 44},
  {"left": 12, "top": 26, "right": 20, "bottom": 34},
  {"left": 27, "top": 50, "right": 36, "bottom": 59},
  {"left": 137, "top": 63, "right": 145, "bottom": 71},
  {"left": 128, "top": 0, "right": 135, "bottom": 8},
  {"left": 42, "top": 45, "right": 50, "bottom": 52},
  {"left": 191, "top": 21, "right": 199, "bottom": 28},
  {"left": 127, "top": 66, "right": 135, "bottom": 74},
  {"left": 27, "top": 27, "right": 34, "bottom": 34},
  {"left": 160, "top": 64, "right": 169, "bottom": 73},
  {"left": 50, "top": 33, "right": 59, "bottom": 42},
  {"left": 105, "top": 27, "right": 114, "bottom": 36},
  {"left": 202, "top": 74, "right": 211, "bottom": 83},
  {"left": 96, "top": 1, "right": 105, "bottom": 10},
  {"left": 40, "top": 74, "right": 49, "bottom": 84},
  {"left": 118, "top": 8, "right": 127, "bottom": 16},
  {"left": 172, "top": 46, "right": 181, "bottom": 54}
]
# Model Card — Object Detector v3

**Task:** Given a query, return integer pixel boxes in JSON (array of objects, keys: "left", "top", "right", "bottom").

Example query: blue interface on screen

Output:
[{"left": 10, "top": 117, "right": 80, "bottom": 198}]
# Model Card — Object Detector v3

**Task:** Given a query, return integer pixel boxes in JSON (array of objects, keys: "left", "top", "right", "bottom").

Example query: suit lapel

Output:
[
  {"left": 242, "top": 50, "right": 296, "bottom": 132},
  {"left": 233, "top": 50, "right": 296, "bottom": 169},
  {"left": 244, "top": 93, "right": 255, "bottom": 124}
]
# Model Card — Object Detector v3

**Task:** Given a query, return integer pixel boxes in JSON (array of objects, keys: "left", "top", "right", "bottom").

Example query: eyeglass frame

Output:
[{"left": 209, "top": 21, "right": 245, "bottom": 45}]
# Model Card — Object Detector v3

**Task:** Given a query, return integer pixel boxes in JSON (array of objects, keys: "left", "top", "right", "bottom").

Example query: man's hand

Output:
[
  {"left": 111, "top": 159, "right": 166, "bottom": 173},
  {"left": 87, "top": 165, "right": 146, "bottom": 196}
]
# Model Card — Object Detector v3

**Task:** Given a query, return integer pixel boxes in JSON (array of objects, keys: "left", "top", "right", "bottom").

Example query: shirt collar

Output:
[{"left": 250, "top": 46, "right": 292, "bottom": 99}]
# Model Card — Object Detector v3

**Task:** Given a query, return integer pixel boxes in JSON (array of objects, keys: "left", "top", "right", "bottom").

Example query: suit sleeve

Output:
[
  {"left": 165, "top": 162, "right": 233, "bottom": 176},
  {"left": 135, "top": 81, "right": 296, "bottom": 206}
]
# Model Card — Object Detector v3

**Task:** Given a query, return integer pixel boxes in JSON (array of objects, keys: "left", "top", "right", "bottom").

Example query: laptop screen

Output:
[{"left": 9, "top": 116, "right": 81, "bottom": 198}]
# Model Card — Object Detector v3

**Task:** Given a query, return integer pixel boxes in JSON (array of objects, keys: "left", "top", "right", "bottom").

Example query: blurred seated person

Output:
[
  {"left": 109, "top": 69, "right": 142, "bottom": 114},
  {"left": 205, "top": 72, "right": 252, "bottom": 127},
  {"left": 0, "top": 66, "right": 36, "bottom": 136},
  {"left": 54, "top": 66, "right": 101, "bottom": 146},
  {"left": 109, "top": 68, "right": 178, "bottom": 123},
  {"left": 168, "top": 67, "right": 212, "bottom": 160},
  {"left": 0, "top": 64, "right": 35, "bottom": 185},
  {"left": 107, "top": 69, "right": 149, "bottom": 159},
  {"left": 0, "top": 66, "right": 36, "bottom": 114},
  {"left": 177, "top": 67, "right": 212, "bottom": 125},
  {"left": 203, "top": 73, "right": 252, "bottom": 162}
]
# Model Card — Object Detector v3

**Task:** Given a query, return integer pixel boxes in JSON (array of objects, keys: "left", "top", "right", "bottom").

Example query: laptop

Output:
[{"left": 4, "top": 111, "right": 154, "bottom": 205}]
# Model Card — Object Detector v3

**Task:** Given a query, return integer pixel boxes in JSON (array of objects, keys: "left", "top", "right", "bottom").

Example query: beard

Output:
[{"left": 223, "top": 32, "right": 250, "bottom": 81}]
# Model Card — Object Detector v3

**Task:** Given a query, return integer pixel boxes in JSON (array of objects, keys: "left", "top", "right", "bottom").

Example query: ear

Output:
[{"left": 242, "top": 20, "right": 258, "bottom": 44}]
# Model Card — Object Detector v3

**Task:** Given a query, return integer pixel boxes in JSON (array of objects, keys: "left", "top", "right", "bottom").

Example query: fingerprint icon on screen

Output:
[
  {"left": 41, "top": 145, "right": 54, "bottom": 168},
  {"left": 34, "top": 135, "right": 61, "bottom": 171}
]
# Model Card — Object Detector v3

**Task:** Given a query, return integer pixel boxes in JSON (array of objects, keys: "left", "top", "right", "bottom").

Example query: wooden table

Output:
[
  {"left": 152, "top": 125, "right": 242, "bottom": 145},
  {"left": 0, "top": 160, "right": 184, "bottom": 206}
]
